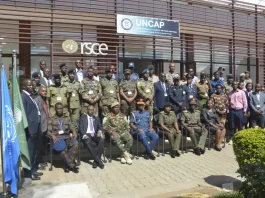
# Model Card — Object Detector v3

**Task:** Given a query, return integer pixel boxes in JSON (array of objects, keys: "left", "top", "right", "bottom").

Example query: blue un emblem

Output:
[{"left": 121, "top": 18, "right": 133, "bottom": 30}]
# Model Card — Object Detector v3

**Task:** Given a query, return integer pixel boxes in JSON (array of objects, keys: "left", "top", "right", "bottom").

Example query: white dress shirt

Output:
[
  {"left": 83, "top": 115, "right": 95, "bottom": 139},
  {"left": 76, "top": 69, "right": 84, "bottom": 82}
]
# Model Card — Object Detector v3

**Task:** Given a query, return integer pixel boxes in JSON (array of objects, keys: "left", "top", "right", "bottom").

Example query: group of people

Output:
[{"left": 20, "top": 59, "right": 265, "bottom": 179}]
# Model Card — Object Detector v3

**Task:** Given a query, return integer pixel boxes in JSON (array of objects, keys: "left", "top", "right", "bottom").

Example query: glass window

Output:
[
  {"left": 31, "top": 56, "right": 51, "bottom": 75},
  {"left": 0, "top": 20, "right": 19, "bottom": 54}
]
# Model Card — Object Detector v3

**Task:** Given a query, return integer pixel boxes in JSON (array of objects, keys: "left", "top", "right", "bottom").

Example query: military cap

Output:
[
  {"left": 189, "top": 98, "right": 197, "bottom": 105},
  {"left": 240, "top": 73, "right": 245, "bottom": 77},
  {"left": 53, "top": 139, "right": 66, "bottom": 152},
  {"left": 218, "top": 67, "right": 225, "bottom": 71},
  {"left": 31, "top": 78, "right": 36, "bottom": 81},
  {"left": 142, "top": 69, "right": 149, "bottom": 74},
  {"left": 59, "top": 63, "right": 66, "bottom": 68},
  {"left": 213, "top": 71, "right": 219, "bottom": 75},
  {"left": 52, "top": 73, "right": 61, "bottom": 79},
  {"left": 200, "top": 73, "right": 206, "bottom": 78},
  {"left": 124, "top": 69, "right": 131, "bottom": 74},
  {"left": 68, "top": 69, "right": 75, "bottom": 74},
  {"left": 164, "top": 102, "right": 172, "bottom": 107},
  {"left": 136, "top": 98, "right": 145, "bottom": 105},
  {"left": 32, "top": 72, "right": 40, "bottom": 78},
  {"left": 147, "top": 65, "right": 154, "bottom": 70},
  {"left": 186, "top": 73, "right": 193, "bottom": 78},
  {"left": 227, "top": 74, "right": 233, "bottom": 79},
  {"left": 173, "top": 74, "right": 180, "bottom": 80},
  {"left": 105, "top": 67, "right": 111, "bottom": 73},
  {"left": 128, "top": 62, "right": 135, "bottom": 68},
  {"left": 245, "top": 71, "right": 250, "bottom": 74},
  {"left": 111, "top": 101, "right": 120, "bottom": 108}
]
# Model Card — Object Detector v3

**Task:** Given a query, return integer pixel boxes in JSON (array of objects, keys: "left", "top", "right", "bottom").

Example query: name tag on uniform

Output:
[
  {"left": 205, "top": 93, "right": 208, "bottom": 97},
  {"left": 110, "top": 90, "right": 114, "bottom": 94},
  {"left": 58, "top": 130, "right": 64, "bottom": 135},
  {"left": 183, "top": 91, "right": 186, "bottom": 95},
  {"left": 128, "top": 91, "right": 132, "bottom": 95},
  {"left": 88, "top": 90, "right": 93, "bottom": 94},
  {"left": 189, "top": 95, "right": 193, "bottom": 99},
  {"left": 257, "top": 105, "right": 260, "bottom": 108},
  {"left": 57, "top": 97, "right": 62, "bottom": 101},
  {"left": 164, "top": 93, "right": 168, "bottom": 97},
  {"left": 146, "top": 89, "right": 150, "bottom": 93},
  {"left": 72, "top": 93, "right": 76, "bottom": 97}
]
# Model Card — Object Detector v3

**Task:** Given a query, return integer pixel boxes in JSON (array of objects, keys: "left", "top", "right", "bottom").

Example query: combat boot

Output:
[{"left": 124, "top": 151, "right": 132, "bottom": 165}]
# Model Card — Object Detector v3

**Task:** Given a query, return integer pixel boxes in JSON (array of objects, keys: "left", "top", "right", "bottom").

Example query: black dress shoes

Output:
[
  {"left": 200, "top": 148, "right": 206, "bottom": 154},
  {"left": 69, "top": 166, "right": 79, "bottom": 173},
  {"left": 33, "top": 172, "right": 43, "bottom": 177},
  {"left": 175, "top": 151, "right": 181, "bottom": 157},
  {"left": 97, "top": 160, "right": 104, "bottom": 169},
  {"left": 75, "top": 161, "right": 81, "bottom": 167},
  {"left": 92, "top": 161, "right": 98, "bottom": 169},
  {"left": 31, "top": 175, "right": 41, "bottom": 180},
  {"left": 214, "top": 146, "right": 222, "bottom": 152},
  {"left": 170, "top": 151, "right": 176, "bottom": 158},
  {"left": 194, "top": 147, "right": 201, "bottom": 156},
  {"left": 149, "top": 153, "right": 156, "bottom": 160},
  {"left": 143, "top": 151, "right": 150, "bottom": 160}
]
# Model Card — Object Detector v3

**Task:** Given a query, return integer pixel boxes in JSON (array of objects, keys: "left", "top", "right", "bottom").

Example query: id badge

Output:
[
  {"left": 88, "top": 90, "right": 93, "bottom": 95},
  {"left": 257, "top": 105, "right": 260, "bottom": 108},
  {"left": 183, "top": 91, "right": 186, "bottom": 95},
  {"left": 57, "top": 97, "right": 62, "bottom": 101},
  {"left": 205, "top": 93, "right": 208, "bottom": 97},
  {"left": 189, "top": 95, "right": 193, "bottom": 99},
  {"left": 109, "top": 90, "right": 114, "bottom": 94},
  {"left": 146, "top": 89, "right": 150, "bottom": 93},
  {"left": 164, "top": 93, "right": 168, "bottom": 97},
  {"left": 58, "top": 130, "right": 64, "bottom": 135},
  {"left": 72, "top": 93, "right": 76, "bottom": 97},
  {"left": 128, "top": 91, "right": 132, "bottom": 95}
]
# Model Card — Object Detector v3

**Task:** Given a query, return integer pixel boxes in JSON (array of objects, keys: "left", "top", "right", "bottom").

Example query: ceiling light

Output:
[
  {"left": 0, "top": 38, "right": 4, "bottom": 40},
  {"left": 1, "top": 43, "right": 6, "bottom": 44}
]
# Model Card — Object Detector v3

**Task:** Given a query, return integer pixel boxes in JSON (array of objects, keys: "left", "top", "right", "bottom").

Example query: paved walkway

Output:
[{"left": 19, "top": 144, "right": 239, "bottom": 198}]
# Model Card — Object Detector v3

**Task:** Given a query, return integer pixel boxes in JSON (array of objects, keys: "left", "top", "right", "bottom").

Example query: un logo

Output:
[
  {"left": 62, "top": 39, "right": 78, "bottom": 54},
  {"left": 121, "top": 18, "right": 133, "bottom": 30}
]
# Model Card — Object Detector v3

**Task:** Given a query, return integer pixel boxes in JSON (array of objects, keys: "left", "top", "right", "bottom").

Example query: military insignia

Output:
[{"left": 62, "top": 39, "right": 78, "bottom": 54}]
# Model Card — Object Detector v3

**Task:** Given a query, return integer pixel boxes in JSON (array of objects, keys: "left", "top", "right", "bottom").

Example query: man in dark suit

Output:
[
  {"left": 249, "top": 83, "right": 265, "bottom": 128},
  {"left": 21, "top": 79, "right": 42, "bottom": 180},
  {"left": 154, "top": 73, "right": 170, "bottom": 113},
  {"left": 74, "top": 59, "right": 86, "bottom": 82},
  {"left": 40, "top": 68, "right": 53, "bottom": 87},
  {"left": 79, "top": 105, "right": 105, "bottom": 169}
]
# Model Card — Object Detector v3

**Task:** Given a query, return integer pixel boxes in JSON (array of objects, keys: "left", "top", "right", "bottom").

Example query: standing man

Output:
[
  {"left": 81, "top": 67, "right": 102, "bottom": 116},
  {"left": 119, "top": 69, "right": 137, "bottom": 116},
  {"left": 93, "top": 66, "right": 100, "bottom": 82},
  {"left": 74, "top": 60, "right": 86, "bottom": 82},
  {"left": 104, "top": 102, "right": 133, "bottom": 165},
  {"left": 130, "top": 99, "right": 159, "bottom": 160},
  {"left": 188, "top": 68, "right": 198, "bottom": 85},
  {"left": 224, "top": 74, "right": 234, "bottom": 93},
  {"left": 137, "top": 69, "right": 154, "bottom": 114},
  {"left": 32, "top": 72, "right": 41, "bottom": 97},
  {"left": 218, "top": 67, "right": 225, "bottom": 81},
  {"left": 47, "top": 74, "right": 70, "bottom": 117},
  {"left": 166, "top": 63, "right": 178, "bottom": 85},
  {"left": 210, "top": 71, "right": 224, "bottom": 95},
  {"left": 79, "top": 105, "right": 105, "bottom": 169},
  {"left": 239, "top": 73, "right": 246, "bottom": 90},
  {"left": 249, "top": 83, "right": 265, "bottom": 128},
  {"left": 100, "top": 67, "right": 120, "bottom": 117},
  {"left": 65, "top": 69, "right": 81, "bottom": 128},
  {"left": 128, "top": 62, "right": 139, "bottom": 82},
  {"left": 148, "top": 65, "right": 159, "bottom": 84},
  {"left": 244, "top": 71, "right": 252, "bottom": 84},
  {"left": 47, "top": 103, "right": 79, "bottom": 173},
  {"left": 181, "top": 99, "right": 208, "bottom": 156},
  {"left": 180, "top": 72, "right": 188, "bottom": 85},
  {"left": 59, "top": 63, "right": 69, "bottom": 83},
  {"left": 39, "top": 60, "right": 47, "bottom": 77},
  {"left": 40, "top": 68, "right": 53, "bottom": 87},
  {"left": 227, "top": 82, "right": 248, "bottom": 142},
  {"left": 109, "top": 64, "right": 120, "bottom": 82},
  {"left": 196, "top": 73, "right": 211, "bottom": 110},
  {"left": 21, "top": 79, "right": 42, "bottom": 180},
  {"left": 183, "top": 74, "right": 198, "bottom": 101},
  {"left": 154, "top": 73, "right": 170, "bottom": 112}
]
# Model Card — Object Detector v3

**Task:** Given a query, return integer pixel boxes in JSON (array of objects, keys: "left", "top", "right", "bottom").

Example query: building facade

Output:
[{"left": 0, "top": 0, "right": 264, "bottom": 83}]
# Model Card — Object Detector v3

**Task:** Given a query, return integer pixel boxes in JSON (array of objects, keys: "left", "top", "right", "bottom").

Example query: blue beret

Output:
[
  {"left": 128, "top": 62, "right": 135, "bottom": 68},
  {"left": 142, "top": 69, "right": 149, "bottom": 74},
  {"left": 32, "top": 72, "right": 40, "bottom": 78},
  {"left": 68, "top": 69, "right": 75, "bottom": 74},
  {"left": 53, "top": 139, "right": 66, "bottom": 151},
  {"left": 227, "top": 74, "right": 233, "bottom": 79},
  {"left": 186, "top": 74, "right": 193, "bottom": 78}
]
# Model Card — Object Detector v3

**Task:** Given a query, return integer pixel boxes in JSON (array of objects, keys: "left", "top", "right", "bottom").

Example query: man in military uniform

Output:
[
  {"left": 65, "top": 69, "right": 81, "bottom": 128},
  {"left": 47, "top": 102, "right": 79, "bottom": 173},
  {"left": 166, "top": 63, "right": 178, "bottom": 85},
  {"left": 59, "top": 63, "right": 69, "bottom": 83},
  {"left": 148, "top": 65, "right": 159, "bottom": 84},
  {"left": 195, "top": 73, "right": 212, "bottom": 110},
  {"left": 103, "top": 102, "right": 133, "bottom": 165},
  {"left": 183, "top": 74, "right": 198, "bottom": 102},
  {"left": 244, "top": 71, "right": 252, "bottom": 84},
  {"left": 81, "top": 67, "right": 102, "bottom": 116},
  {"left": 119, "top": 69, "right": 137, "bottom": 116},
  {"left": 100, "top": 67, "right": 120, "bottom": 117},
  {"left": 181, "top": 99, "right": 208, "bottom": 156},
  {"left": 159, "top": 102, "right": 182, "bottom": 158},
  {"left": 224, "top": 74, "right": 234, "bottom": 93},
  {"left": 130, "top": 99, "right": 159, "bottom": 160},
  {"left": 168, "top": 75, "right": 187, "bottom": 118},
  {"left": 210, "top": 71, "right": 224, "bottom": 95},
  {"left": 137, "top": 69, "right": 154, "bottom": 114},
  {"left": 128, "top": 62, "right": 139, "bottom": 82},
  {"left": 47, "top": 74, "right": 70, "bottom": 117}
]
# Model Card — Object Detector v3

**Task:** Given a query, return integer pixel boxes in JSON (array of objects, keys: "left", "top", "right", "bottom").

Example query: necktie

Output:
[
  {"left": 43, "top": 100, "right": 49, "bottom": 119},
  {"left": 89, "top": 117, "right": 95, "bottom": 137}
]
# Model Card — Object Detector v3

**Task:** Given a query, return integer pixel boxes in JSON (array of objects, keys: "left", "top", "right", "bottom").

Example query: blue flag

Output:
[{"left": 1, "top": 66, "right": 20, "bottom": 195}]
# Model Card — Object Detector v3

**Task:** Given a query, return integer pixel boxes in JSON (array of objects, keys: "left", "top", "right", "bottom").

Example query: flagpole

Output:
[
  {"left": 12, "top": 50, "right": 17, "bottom": 108},
  {"left": 0, "top": 51, "right": 8, "bottom": 196}
]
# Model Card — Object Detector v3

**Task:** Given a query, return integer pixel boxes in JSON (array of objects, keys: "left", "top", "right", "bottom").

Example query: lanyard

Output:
[{"left": 58, "top": 119, "right": 64, "bottom": 130}]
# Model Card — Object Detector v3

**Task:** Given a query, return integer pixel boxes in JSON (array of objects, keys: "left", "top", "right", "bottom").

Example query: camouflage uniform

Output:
[
  {"left": 64, "top": 80, "right": 81, "bottom": 127},
  {"left": 224, "top": 82, "right": 233, "bottom": 94},
  {"left": 47, "top": 84, "right": 70, "bottom": 117},
  {"left": 158, "top": 111, "right": 182, "bottom": 152},
  {"left": 195, "top": 82, "right": 209, "bottom": 110},
  {"left": 119, "top": 79, "right": 137, "bottom": 116},
  {"left": 100, "top": 78, "right": 119, "bottom": 117},
  {"left": 48, "top": 114, "right": 78, "bottom": 168},
  {"left": 80, "top": 78, "right": 102, "bottom": 116},
  {"left": 103, "top": 113, "right": 133, "bottom": 153},
  {"left": 181, "top": 109, "right": 208, "bottom": 149},
  {"left": 166, "top": 72, "right": 179, "bottom": 85},
  {"left": 210, "top": 93, "right": 228, "bottom": 125},
  {"left": 60, "top": 74, "right": 69, "bottom": 84},
  {"left": 148, "top": 75, "right": 159, "bottom": 84},
  {"left": 136, "top": 78, "right": 154, "bottom": 114}
]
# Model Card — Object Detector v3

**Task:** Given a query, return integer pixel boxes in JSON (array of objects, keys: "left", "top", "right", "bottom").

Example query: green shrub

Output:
[
  {"left": 233, "top": 128, "right": 265, "bottom": 197},
  {"left": 212, "top": 191, "right": 243, "bottom": 198}
]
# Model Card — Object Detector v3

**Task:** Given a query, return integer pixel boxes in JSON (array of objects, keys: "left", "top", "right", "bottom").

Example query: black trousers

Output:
[
  {"left": 251, "top": 114, "right": 265, "bottom": 128},
  {"left": 82, "top": 135, "right": 104, "bottom": 162}
]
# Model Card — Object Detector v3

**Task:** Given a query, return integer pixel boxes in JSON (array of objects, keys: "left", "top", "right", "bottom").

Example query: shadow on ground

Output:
[{"left": 204, "top": 175, "right": 242, "bottom": 190}]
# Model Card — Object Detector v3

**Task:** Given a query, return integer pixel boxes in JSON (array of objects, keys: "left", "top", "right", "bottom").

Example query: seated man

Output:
[
  {"left": 103, "top": 102, "right": 133, "bottom": 165},
  {"left": 159, "top": 102, "right": 182, "bottom": 158},
  {"left": 181, "top": 99, "right": 208, "bottom": 156},
  {"left": 79, "top": 105, "right": 105, "bottom": 169},
  {"left": 47, "top": 102, "right": 79, "bottom": 173},
  {"left": 130, "top": 99, "right": 159, "bottom": 160}
]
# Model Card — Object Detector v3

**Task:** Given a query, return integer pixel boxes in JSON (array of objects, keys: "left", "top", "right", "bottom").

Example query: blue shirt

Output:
[
  {"left": 130, "top": 73, "right": 139, "bottom": 82},
  {"left": 210, "top": 79, "right": 224, "bottom": 95},
  {"left": 130, "top": 110, "right": 151, "bottom": 133}
]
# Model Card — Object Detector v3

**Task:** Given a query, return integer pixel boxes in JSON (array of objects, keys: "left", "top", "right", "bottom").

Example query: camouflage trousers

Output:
[
  {"left": 61, "top": 137, "right": 78, "bottom": 168},
  {"left": 112, "top": 132, "right": 133, "bottom": 153},
  {"left": 69, "top": 107, "right": 80, "bottom": 129},
  {"left": 120, "top": 99, "right": 136, "bottom": 116}
]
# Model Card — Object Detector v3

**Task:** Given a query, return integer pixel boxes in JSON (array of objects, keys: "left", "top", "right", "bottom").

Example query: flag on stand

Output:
[
  {"left": 1, "top": 66, "right": 20, "bottom": 195},
  {"left": 12, "top": 68, "right": 31, "bottom": 170}
]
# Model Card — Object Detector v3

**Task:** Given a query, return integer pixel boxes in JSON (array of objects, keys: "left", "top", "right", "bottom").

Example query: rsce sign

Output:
[{"left": 62, "top": 39, "right": 108, "bottom": 55}]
